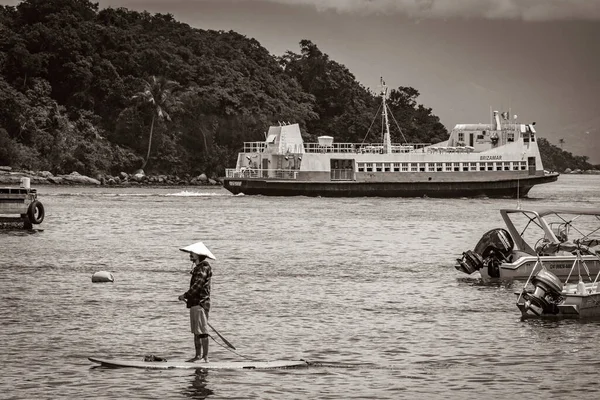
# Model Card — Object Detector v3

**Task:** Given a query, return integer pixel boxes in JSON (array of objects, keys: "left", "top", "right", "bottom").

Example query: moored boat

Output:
[
  {"left": 456, "top": 207, "right": 600, "bottom": 281},
  {"left": 223, "top": 78, "right": 558, "bottom": 197},
  {"left": 0, "top": 178, "right": 45, "bottom": 228},
  {"left": 516, "top": 246, "right": 600, "bottom": 319}
]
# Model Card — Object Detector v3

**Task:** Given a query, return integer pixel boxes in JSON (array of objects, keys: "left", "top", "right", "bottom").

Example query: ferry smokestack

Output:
[{"left": 493, "top": 111, "right": 501, "bottom": 131}]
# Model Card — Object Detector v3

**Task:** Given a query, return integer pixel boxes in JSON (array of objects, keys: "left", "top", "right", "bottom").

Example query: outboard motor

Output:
[
  {"left": 455, "top": 228, "right": 514, "bottom": 277},
  {"left": 520, "top": 269, "right": 563, "bottom": 316}
]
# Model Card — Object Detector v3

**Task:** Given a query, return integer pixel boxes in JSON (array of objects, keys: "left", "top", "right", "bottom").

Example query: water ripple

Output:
[{"left": 1, "top": 175, "right": 600, "bottom": 399}]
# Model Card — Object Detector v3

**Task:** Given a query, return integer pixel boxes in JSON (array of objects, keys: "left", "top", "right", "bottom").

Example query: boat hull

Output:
[
  {"left": 223, "top": 174, "right": 558, "bottom": 198},
  {"left": 480, "top": 255, "right": 600, "bottom": 281},
  {"left": 517, "top": 291, "right": 600, "bottom": 319}
]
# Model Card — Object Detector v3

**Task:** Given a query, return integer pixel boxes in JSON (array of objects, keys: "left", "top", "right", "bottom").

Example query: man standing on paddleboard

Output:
[{"left": 178, "top": 242, "right": 214, "bottom": 363}]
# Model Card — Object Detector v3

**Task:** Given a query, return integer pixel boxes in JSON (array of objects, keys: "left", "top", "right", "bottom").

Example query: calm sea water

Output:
[{"left": 1, "top": 175, "right": 600, "bottom": 399}]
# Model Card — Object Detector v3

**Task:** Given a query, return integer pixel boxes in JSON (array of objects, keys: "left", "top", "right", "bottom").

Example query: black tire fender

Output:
[{"left": 27, "top": 200, "right": 45, "bottom": 224}]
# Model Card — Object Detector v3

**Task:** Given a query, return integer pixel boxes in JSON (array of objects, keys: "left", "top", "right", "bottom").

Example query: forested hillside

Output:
[
  {"left": 0, "top": 0, "right": 595, "bottom": 178},
  {"left": 537, "top": 138, "right": 595, "bottom": 173}
]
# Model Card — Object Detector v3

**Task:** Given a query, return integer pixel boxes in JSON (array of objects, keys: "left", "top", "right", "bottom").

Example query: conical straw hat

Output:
[{"left": 179, "top": 241, "right": 216, "bottom": 260}]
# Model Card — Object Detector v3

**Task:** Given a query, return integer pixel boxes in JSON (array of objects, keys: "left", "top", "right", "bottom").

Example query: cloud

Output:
[
  {"left": 269, "top": 0, "right": 600, "bottom": 21},
  {"left": 88, "top": 0, "right": 600, "bottom": 21}
]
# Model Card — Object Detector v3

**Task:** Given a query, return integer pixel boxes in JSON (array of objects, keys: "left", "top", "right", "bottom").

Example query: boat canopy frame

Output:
[{"left": 500, "top": 208, "right": 600, "bottom": 255}]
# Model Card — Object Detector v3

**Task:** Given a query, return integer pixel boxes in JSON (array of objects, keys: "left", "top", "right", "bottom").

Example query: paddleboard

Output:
[{"left": 89, "top": 357, "right": 308, "bottom": 370}]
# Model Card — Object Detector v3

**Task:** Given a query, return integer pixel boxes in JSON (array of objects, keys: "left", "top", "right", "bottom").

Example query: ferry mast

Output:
[{"left": 381, "top": 77, "right": 392, "bottom": 154}]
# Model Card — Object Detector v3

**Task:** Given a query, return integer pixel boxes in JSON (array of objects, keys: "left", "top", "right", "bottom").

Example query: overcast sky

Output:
[{"left": 2, "top": 0, "right": 599, "bottom": 161}]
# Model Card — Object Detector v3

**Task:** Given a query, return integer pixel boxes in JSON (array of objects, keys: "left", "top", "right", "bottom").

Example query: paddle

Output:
[
  {"left": 178, "top": 298, "right": 236, "bottom": 350},
  {"left": 207, "top": 322, "right": 236, "bottom": 350}
]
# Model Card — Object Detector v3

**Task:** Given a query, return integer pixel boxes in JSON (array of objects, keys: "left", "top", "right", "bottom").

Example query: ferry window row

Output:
[{"left": 356, "top": 161, "right": 528, "bottom": 172}]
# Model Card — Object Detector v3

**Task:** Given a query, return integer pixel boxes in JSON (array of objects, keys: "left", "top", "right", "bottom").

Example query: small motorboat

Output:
[
  {"left": 455, "top": 207, "right": 600, "bottom": 281},
  {"left": 516, "top": 244, "right": 600, "bottom": 319}
]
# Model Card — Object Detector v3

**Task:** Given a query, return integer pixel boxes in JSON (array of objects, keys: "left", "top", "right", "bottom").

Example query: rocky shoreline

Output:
[
  {"left": 2, "top": 166, "right": 599, "bottom": 188},
  {"left": 563, "top": 168, "right": 600, "bottom": 175},
  {"left": 0, "top": 166, "right": 222, "bottom": 187}
]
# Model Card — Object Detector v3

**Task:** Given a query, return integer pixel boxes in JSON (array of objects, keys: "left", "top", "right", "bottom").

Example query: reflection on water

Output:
[
  {"left": 0, "top": 225, "right": 44, "bottom": 235},
  {"left": 1, "top": 175, "right": 600, "bottom": 399},
  {"left": 184, "top": 369, "right": 214, "bottom": 399}
]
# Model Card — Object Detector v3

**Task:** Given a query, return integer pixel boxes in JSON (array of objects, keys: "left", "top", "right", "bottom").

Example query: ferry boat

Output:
[{"left": 223, "top": 80, "right": 559, "bottom": 197}]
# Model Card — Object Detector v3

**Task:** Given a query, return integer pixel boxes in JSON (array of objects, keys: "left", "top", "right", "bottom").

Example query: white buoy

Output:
[{"left": 92, "top": 271, "right": 114, "bottom": 283}]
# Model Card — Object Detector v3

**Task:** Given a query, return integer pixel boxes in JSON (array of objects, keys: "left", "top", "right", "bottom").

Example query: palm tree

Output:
[
  {"left": 132, "top": 76, "right": 180, "bottom": 170},
  {"left": 559, "top": 138, "right": 565, "bottom": 149}
]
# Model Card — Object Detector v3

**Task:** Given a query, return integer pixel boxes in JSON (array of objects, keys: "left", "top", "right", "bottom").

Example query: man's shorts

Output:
[{"left": 190, "top": 305, "right": 208, "bottom": 335}]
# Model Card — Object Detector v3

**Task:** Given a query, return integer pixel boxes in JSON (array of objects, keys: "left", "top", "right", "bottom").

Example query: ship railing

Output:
[
  {"left": 394, "top": 143, "right": 430, "bottom": 151},
  {"left": 241, "top": 141, "right": 432, "bottom": 154},
  {"left": 303, "top": 142, "right": 431, "bottom": 154},
  {"left": 243, "top": 142, "right": 267, "bottom": 152},
  {"left": 226, "top": 168, "right": 298, "bottom": 180},
  {"left": 427, "top": 146, "right": 475, "bottom": 153},
  {"left": 304, "top": 142, "right": 356, "bottom": 153}
]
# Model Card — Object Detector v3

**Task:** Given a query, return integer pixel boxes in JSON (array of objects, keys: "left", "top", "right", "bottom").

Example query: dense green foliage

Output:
[
  {"left": 0, "top": 0, "right": 594, "bottom": 177},
  {"left": 0, "top": 0, "right": 316, "bottom": 176},
  {"left": 278, "top": 40, "right": 448, "bottom": 145},
  {"left": 537, "top": 137, "right": 593, "bottom": 172}
]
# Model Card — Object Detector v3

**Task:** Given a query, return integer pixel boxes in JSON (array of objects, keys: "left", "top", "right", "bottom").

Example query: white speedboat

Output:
[
  {"left": 516, "top": 247, "right": 600, "bottom": 319},
  {"left": 455, "top": 208, "right": 600, "bottom": 280}
]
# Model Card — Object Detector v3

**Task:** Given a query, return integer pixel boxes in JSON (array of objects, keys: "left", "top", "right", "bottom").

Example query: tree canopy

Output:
[{"left": 0, "top": 0, "right": 595, "bottom": 177}]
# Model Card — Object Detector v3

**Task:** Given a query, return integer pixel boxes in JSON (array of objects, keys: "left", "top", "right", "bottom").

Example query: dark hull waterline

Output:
[{"left": 224, "top": 173, "right": 559, "bottom": 198}]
